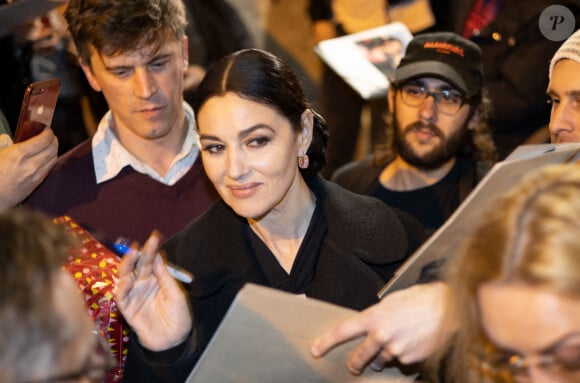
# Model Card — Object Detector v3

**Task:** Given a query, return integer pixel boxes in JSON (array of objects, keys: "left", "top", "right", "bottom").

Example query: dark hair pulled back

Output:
[{"left": 192, "top": 48, "right": 328, "bottom": 178}]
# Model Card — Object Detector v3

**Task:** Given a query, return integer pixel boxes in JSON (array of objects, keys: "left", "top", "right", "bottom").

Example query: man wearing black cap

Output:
[
  {"left": 332, "top": 31, "right": 497, "bottom": 230},
  {"left": 310, "top": 29, "right": 580, "bottom": 378}
]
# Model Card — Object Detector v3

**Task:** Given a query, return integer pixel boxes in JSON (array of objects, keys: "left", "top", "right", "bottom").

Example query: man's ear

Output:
[
  {"left": 80, "top": 60, "right": 102, "bottom": 92},
  {"left": 466, "top": 105, "right": 481, "bottom": 131},
  {"left": 182, "top": 36, "right": 189, "bottom": 72},
  {"left": 388, "top": 88, "right": 396, "bottom": 114}
]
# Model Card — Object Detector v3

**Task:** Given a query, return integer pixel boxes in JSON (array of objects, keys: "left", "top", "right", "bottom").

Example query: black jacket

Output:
[{"left": 122, "top": 176, "right": 427, "bottom": 382}]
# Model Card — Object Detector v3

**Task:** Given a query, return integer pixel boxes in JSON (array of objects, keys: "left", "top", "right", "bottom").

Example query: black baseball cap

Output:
[{"left": 392, "top": 32, "right": 483, "bottom": 97}]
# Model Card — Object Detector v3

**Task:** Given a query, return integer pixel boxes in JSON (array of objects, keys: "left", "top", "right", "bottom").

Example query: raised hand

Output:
[
  {"left": 311, "top": 282, "right": 453, "bottom": 375},
  {"left": 116, "top": 232, "right": 193, "bottom": 351},
  {"left": 0, "top": 128, "right": 58, "bottom": 211}
]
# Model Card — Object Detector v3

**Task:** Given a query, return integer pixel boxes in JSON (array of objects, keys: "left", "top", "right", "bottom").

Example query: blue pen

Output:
[{"left": 113, "top": 237, "right": 194, "bottom": 284}]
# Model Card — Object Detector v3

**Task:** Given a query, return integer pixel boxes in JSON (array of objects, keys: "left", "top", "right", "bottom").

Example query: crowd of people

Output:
[{"left": 0, "top": 0, "right": 579, "bottom": 382}]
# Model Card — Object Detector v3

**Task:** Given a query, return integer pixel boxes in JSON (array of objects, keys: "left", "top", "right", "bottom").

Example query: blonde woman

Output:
[{"left": 429, "top": 162, "right": 580, "bottom": 382}]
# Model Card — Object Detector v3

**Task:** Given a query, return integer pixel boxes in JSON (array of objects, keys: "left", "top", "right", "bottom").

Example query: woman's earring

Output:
[{"left": 298, "top": 155, "right": 309, "bottom": 169}]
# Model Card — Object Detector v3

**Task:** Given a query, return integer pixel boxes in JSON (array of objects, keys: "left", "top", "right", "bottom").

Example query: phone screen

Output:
[{"left": 13, "top": 78, "right": 61, "bottom": 143}]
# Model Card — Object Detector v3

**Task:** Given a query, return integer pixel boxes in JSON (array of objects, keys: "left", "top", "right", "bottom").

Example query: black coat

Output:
[{"left": 122, "top": 176, "right": 427, "bottom": 383}]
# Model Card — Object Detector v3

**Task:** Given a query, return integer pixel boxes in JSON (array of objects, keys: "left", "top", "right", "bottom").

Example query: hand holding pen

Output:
[
  {"left": 113, "top": 237, "right": 193, "bottom": 284},
  {"left": 115, "top": 231, "right": 193, "bottom": 351}
]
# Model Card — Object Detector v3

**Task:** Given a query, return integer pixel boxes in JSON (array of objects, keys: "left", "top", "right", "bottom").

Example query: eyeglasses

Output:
[
  {"left": 22, "top": 332, "right": 116, "bottom": 383},
  {"left": 471, "top": 338, "right": 580, "bottom": 383},
  {"left": 398, "top": 83, "right": 469, "bottom": 115}
]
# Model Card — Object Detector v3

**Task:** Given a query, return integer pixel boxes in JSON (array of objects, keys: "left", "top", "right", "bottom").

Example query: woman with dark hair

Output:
[{"left": 117, "top": 48, "right": 426, "bottom": 383}]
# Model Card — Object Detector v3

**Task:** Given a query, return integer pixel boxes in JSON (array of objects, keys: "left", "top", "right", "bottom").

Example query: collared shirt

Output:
[{"left": 92, "top": 102, "right": 199, "bottom": 186}]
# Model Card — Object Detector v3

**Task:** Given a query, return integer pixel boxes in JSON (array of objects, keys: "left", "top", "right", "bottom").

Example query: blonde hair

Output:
[{"left": 428, "top": 162, "right": 580, "bottom": 382}]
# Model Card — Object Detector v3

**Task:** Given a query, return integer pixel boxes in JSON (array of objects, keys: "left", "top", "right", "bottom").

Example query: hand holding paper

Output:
[
  {"left": 116, "top": 232, "right": 192, "bottom": 351},
  {"left": 311, "top": 282, "right": 450, "bottom": 375}
]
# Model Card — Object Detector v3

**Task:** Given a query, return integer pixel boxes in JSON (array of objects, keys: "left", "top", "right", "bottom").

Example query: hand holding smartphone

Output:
[{"left": 13, "top": 78, "right": 60, "bottom": 143}]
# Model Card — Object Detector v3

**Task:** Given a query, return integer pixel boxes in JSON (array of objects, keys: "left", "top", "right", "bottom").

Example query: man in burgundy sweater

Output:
[{"left": 25, "top": 0, "right": 218, "bottom": 247}]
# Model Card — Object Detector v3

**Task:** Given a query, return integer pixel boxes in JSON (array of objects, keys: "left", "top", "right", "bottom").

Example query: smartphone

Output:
[{"left": 13, "top": 78, "right": 60, "bottom": 143}]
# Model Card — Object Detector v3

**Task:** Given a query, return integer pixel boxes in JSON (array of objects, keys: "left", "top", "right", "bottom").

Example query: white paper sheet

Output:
[
  {"left": 187, "top": 283, "right": 419, "bottom": 383},
  {"left": 315, "top": 22, "right": 413, "bottom": 100}
]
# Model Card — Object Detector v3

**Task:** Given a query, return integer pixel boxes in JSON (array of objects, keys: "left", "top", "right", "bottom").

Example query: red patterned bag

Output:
[{"left": 53, "top": 216, "right": 128, "bottom": 383}]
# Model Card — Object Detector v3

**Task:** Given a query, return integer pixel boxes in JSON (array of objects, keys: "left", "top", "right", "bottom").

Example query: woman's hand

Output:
[{"left": 116, "top": 232, "right": 193, "bottom": 351}]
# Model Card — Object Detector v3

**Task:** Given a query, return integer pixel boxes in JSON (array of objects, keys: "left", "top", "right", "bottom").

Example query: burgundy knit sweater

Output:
[{"left": 26, "top": 140, "right": 219, "bottom": 245}]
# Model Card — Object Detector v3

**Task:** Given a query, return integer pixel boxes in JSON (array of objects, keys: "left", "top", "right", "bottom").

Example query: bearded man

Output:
[{"left": 332, "top": 32, "right": 497, "bottom": 230}]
